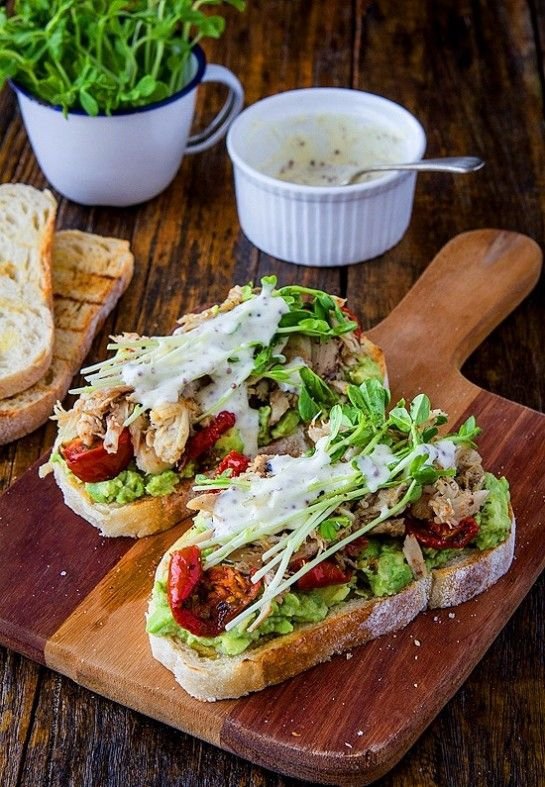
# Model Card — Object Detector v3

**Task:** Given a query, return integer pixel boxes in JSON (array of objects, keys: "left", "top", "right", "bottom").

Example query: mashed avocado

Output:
[
  {"left": 213, "top": 427, "right": 244, "bottom": 457},
  {"left": 347, "top": 355, "right": 383, "bottom": 384},
  {"left": 475, "top": 472, "right": 511, "bottom": 550},
  {"left": 271, "top": 409, "right": 300, "bottom": 440},
  {"left": 357, "top": 539, "right": 413, "bottom": 597},
  {"left": 146, "top": 579, "right": 350, "bottom": 656},
  {"left": 86, "top": 468, "right": 179, "bottom": 505},
  {"left": 257, "top": 405, "right": 272, "bottom": 446}
]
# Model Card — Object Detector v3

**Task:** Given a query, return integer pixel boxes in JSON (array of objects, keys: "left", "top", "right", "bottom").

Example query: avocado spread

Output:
[
  {"left": 475, "top": 472, "right": 511, "bottom": 550},
  {"left": 86, "top": 467, "right": 179, "bottom": 505},
  {"left": 347, "top": 355, "right": 383, "bottom": 384},
  {"left": 357, "top": 539, "right": 414, "bottom": 596},
  {"left": 147, "top": 579, "right": 350, "bottom": 656}
]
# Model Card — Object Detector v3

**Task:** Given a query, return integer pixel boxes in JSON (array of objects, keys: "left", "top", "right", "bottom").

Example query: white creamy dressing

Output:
[
  {"left": 258, "top": 113, "right": 406, "bottom": 186},
  {"left": 276, "top": 356, "right": 305, "bottom": 393},
  {"left": 121, "top": 283, "right": 289, "bottom": 452},
  {"left": 356, "top": 443, "right": 395, "bottom": 492},
  {"left": 414, "top": 439, "right": 457, "bottom": 470},
  {"left": 209, "top": 437, "right": 352, "bottom": 541}
]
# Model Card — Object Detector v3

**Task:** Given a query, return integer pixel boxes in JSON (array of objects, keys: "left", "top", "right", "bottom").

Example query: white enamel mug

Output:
[{"left": 11, "top": 46, "right": 244, "bottom": 206}]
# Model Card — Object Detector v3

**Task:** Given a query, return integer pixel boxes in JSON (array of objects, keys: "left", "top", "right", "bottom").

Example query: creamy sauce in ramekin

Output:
[{"left": 259, "top": 113, "right": 406, "bottom": 186}]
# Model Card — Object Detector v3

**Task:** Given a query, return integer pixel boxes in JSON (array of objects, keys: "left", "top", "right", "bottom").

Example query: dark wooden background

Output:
[{"left": 1, "top": 1, "right": 545, "bottom": 785}]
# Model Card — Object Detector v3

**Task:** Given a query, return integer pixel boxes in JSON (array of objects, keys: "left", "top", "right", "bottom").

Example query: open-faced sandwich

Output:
[
  {"left": 147, "top": 380, "right": 514, "bottom": 701},
  {"left": 42, "top": 278, "right": 385, "bottom": 537}
]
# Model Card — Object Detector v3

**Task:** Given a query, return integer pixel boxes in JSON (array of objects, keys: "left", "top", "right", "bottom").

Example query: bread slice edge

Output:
[{"left": 148, "top": 515, "right": 516, "bottom": 700}]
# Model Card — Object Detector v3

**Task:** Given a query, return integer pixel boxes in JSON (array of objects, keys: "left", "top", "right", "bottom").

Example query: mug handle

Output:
[{"left": 185, "top": 64, "right": 244, "bottom": 154}]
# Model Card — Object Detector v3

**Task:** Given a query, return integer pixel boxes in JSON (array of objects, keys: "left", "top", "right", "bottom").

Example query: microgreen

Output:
[{"left": 0, "top": 0, "right": 246, "bottom": 115}]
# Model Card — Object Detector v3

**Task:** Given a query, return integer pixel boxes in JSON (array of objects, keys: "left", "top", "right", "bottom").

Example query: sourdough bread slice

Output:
[
  {"left": 148, "top": 516, "right": 515, "bottom": 701},
  {"left": 0, "top": 230, "right": 133, "bottom": 444},
  {"left": 149, "top": 581, "right": 430, "bottom": 702},
  {"left": 53, "top": 461, "right": 191, "bottom": 539},
  {"left": 0, "top": 184, "right": 57, "bottom": 398},
  {"left": 429, "top": 511, "right": 515, "bottom": 608}
]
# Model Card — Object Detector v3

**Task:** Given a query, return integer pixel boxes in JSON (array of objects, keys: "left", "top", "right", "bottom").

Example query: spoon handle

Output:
[{"left": 355, "top": 156, "right": 485, "bottom": 175}]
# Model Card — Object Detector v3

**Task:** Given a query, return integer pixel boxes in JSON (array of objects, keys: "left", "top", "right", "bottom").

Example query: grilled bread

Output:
[
  {"left": 0, "top": 230, "right": 133, "bottom": 444},
  {"left": 0, "top": 184, "right": 57, "bottom": 398}
]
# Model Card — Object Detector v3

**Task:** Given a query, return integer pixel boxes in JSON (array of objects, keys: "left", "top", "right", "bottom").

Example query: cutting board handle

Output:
[{"left": 368, "top": 230, "right": 542, "bottom": 389}]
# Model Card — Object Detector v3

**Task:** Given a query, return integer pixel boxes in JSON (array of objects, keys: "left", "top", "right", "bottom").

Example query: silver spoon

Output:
[{"left": 339, "top": 156, "right": 485, "bottom": 185}]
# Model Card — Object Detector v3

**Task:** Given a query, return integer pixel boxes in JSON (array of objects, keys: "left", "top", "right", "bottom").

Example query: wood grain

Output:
[{"left": 2, "top": 1, "right": 545, "bottom": 786}]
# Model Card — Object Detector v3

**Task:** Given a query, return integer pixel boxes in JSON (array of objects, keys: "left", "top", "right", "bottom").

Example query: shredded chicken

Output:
[
  {"left": 129, "top": 415, "right": 171, "bottom": 474},
  {"left": 73, "top": 386, "right": 132, "bottom": 447},
  {"left": 248, "top": 454, "right": 270, "bottom": 476},
  {"left": 371, "top": 517, "right": 406, "bottom": 537},
  {"left": 283, "top": 334, "right": 312, "bottom": 365},
  {"left": 413, "top": 477, "right": 489, "bottom": 526},
  {"left": 311, "top": 339, "right": 340, "bottom": 378},
  {"left": 307, "top": 419, "right": 330, "bottom": 444},
  {"left": 403, "top": 534, "right": 428, "bottom": 578},
  {"left": 104, "top": 398, "right": 132, "bottom": 453},
  {"left": 147, "top": 400, "right": 193, "bottom": 465},
  {"left": 186, "top": 493, "right": 218, "bottom": 514},
  {"left": 455, "top": 446, "right": 485, "bottom": 491},
  {"left": 259, "top": 426, "right": 310, "bottom": 457},
  {"left": 269, "top": 389, "right": 291, "bottom": 425}
]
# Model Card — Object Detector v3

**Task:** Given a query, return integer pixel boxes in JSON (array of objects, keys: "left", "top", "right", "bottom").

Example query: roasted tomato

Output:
[
  {"left": 405, "top": 516, "right": 479, "bottom": 550},
  {"left": 181, "top": 411, "right": 236, "bottom": 467},
  {"left": 295, "top": 559, "right": 353, "bottom": 590},
  {"left": 215, "top": 450, "right": 250, "bottom": 477},
  {"left": 340, "top": 304, "right": 363, "bottom": 340},
  {"left": 61, "top": 428, "right": 133, "bottom": 483},
  {"left": 167, "top": 546, "right": 261, "bottom": 636}
]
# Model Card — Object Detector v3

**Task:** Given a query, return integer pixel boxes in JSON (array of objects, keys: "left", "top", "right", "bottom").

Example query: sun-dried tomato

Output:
[
  {"left": 340, "top": 304, "right": 363, "bottom": 340},
  {"left": 405, "top": 516, "right": 479, "bottom": 550},
  {"left": 295, "top": 559, "right": 353, "bottom": 590},
  {"left": 167, "top": 546, "right": 261, "bottom": 636},
  {"left": 181, "top": 411, "right": 236, "bottom": 466},
  {"left": 215, "top": 450, "right": 250, "bottom": 477}
]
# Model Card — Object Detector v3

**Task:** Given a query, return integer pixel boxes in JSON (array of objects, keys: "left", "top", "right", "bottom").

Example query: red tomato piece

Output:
[
  {"left": 61, "top": 428, "right": 133, "bottom": 483},
  {"left": 405, "top": 516, "right": 479, "bottom": 550},
  {"left": 215, "top": 450, "right": 250, "bottom": 477},
  {"left": 296, "top": 559, "right": 353, "bottom": 590},
  {"left": 181, "top": 411, "right": 236, "bottom": 466},
  {"left": 167, "top": 546, "right": 261, "bottom": 637},
  {"left": 340, "top": 304, "right": 363, "bottom": 340}
]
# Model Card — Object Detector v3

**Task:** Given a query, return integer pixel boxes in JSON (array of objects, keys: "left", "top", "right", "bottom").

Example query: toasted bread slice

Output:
[
  {"left": 0, "top": 230, "right": 133, "bottom": 444},
  {"left": 52, "top": 461, "right": 191, "bottom": 538},
  {"left": 148, "top": 516, "right": 515, "bottom": 701},
  {"left": 0, "top": 184, "right": 57, "bottom": 398}
]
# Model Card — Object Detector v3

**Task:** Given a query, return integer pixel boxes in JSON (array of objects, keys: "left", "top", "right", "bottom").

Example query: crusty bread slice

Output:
[
  {"left": 0, "top": 230, "right": 133, "bottom": 444},
  {"left": 429, "top": 508, "right": 515, "bottom": 608},
  {"left": 149, "top": 581, "right": 430, "bottom": 702},
  {"left": 52, "top": 461, "right": 191, "bottom": 538},
  {"left": 0, "top": 184, "right": 57, "bottom": 398},
  {"left": 148, "top": 516, "right": 515, "bottom": 701}
]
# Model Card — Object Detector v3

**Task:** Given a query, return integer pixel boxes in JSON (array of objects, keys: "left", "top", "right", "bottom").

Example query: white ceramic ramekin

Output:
[{"left": 226, "top": 88, "right": 426, "bottom": 266}]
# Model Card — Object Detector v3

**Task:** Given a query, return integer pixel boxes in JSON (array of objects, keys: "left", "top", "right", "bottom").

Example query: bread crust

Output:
[
  {"left": 0, "top": 185, "right": 57, "bottom": 398},
  {"left": 0, "top": 230, "right": 134, "bottom": 444},
  {"left": 53, "top": 462, "right": 191, "bottom": 539},
  {"left": 148, "top": 516, "right": 516, "bottom": 700}
]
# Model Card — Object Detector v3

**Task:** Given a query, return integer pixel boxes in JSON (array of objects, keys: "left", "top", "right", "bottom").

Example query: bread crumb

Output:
[
  {"left": 357, "top": 730, "right": 363, "bottom": 736},
  {"left": 448, "top": 612, "right": 455, "bottom": 619},
  {"left": 291, "top": 731, "right": 301, "bottom": 737},
  {"left": 413, "top": 683, "right": 418, "bottom": 688},
  {"left": 346, "top": 652, "right": 353, "bottom": 660},
  {"left": 433, "top": 616, "right": 439, "bottom": 622},
  {"left": 60, "top": 570, "right": 67, "bottom": 576},
  {"left": 414, "top": 639, "right": 421, "bottom": 646},
  {"left": 414, "top": 655, "right": 418, "bottom": 660},
  {"left": 345, "top": 742, "right": 352, "bottom": 749}
]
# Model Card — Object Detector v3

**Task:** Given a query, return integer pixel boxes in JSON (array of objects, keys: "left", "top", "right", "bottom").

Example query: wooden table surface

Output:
[{"left": 1, "top": 1, "right": 545, "bottom": 785}]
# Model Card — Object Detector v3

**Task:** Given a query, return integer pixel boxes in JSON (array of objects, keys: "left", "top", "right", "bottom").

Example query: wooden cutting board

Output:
[{"left": 0, "top": 230, "right": 543, "bottom": 786}]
